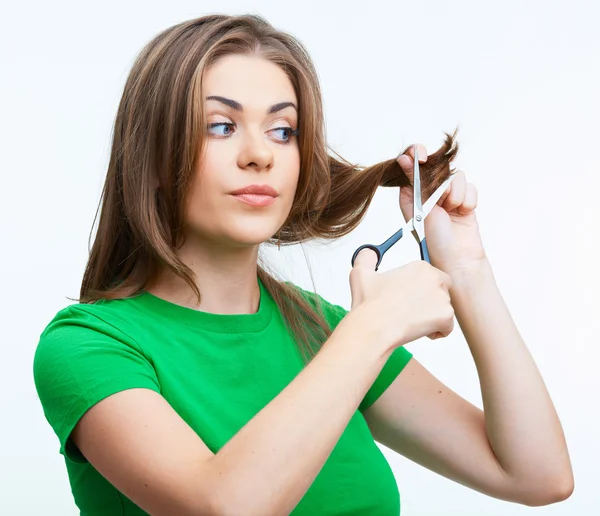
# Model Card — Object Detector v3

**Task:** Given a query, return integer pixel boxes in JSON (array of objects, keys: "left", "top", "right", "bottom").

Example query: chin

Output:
[
  {"left": 188, "top": 212, "right": 285, "bottom": 248},
  {"left": 232, "top": 232, "right": 277, "bottom": 247},
  {"left": 224, "top": 222, "right": 280, "bottom": 247}
]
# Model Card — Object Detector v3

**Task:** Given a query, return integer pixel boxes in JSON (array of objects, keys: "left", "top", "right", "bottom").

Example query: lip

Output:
[
  {"left": 230, "top": 184, "right": 279, "bottom": 197},
  {"left": 232, "top": 194, "right": 277, "bottom": 207}
]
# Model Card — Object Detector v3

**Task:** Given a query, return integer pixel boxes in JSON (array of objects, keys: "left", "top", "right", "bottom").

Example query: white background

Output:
[{"left": 1, "top": 0, "right": 598, "bottom": 514}]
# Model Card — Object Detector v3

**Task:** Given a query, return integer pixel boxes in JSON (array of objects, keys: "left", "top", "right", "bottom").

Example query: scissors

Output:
[{"left": 351, "top": 148, "right": 456, "bottom": 271}]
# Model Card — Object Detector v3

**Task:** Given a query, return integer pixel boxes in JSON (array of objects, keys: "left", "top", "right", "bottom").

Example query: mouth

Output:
[
  {"left": 229, "top": 184, "right": 279, "bottom": 197},
  {"left": 231, "top": 193, "right": 277, "bottom": 207}
]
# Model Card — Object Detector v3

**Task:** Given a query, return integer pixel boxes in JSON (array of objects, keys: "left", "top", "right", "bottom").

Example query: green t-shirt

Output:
[{"left": 33, "top": 277, "right": 413, "bottom": 515}]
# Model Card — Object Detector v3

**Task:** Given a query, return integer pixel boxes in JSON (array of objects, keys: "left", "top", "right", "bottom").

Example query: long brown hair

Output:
[{"left": 78, "top": 14, "right": 459, "bottom": 364}]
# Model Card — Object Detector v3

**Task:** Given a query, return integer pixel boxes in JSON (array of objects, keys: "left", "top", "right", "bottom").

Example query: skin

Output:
[
  {"left": 148, "top": 54, "right": 300, "bottom": 314},
  {"left": 72, "top": 54, "right": 574, "bottom": 515}
]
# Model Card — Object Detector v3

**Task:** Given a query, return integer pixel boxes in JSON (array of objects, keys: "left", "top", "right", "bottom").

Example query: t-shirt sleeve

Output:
[
  {"left": 289, "top": 283, "right": 413, "bottom": 413},
  {"left": 33, "top": 305, "right": 161, "bottom": 463}
]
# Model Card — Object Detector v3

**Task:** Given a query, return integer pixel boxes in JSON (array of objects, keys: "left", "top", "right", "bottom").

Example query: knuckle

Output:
[
  {"left": 444, "top": 272, "right": 453, "bottom": 288},
  {"left": 412, "top": 260, "right": 428, "bottom": 271},
  {"left": 442, "top": 319, "right": 454, "bottom": 335}
]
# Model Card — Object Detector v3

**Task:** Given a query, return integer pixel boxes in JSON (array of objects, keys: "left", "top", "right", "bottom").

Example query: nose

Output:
[{"left": 237, "top": 126, "right": 274, "bottom": 172}]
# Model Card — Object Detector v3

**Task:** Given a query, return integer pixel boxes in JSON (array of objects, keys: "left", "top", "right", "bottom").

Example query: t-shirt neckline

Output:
[{"left": 134, "top": 276, "right": 274, "bottom": 334}]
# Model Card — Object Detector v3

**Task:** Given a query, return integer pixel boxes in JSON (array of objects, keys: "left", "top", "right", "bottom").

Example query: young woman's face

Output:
[{"left": 185, "top": 54, "right": 301, "bottom": 249}]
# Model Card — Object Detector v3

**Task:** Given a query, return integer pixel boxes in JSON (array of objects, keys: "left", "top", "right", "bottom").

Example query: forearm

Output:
[
  {"left": 208, "top": 307, "right": 390, "bottom": 516},
  {"left": 450, "top": 260, "right": 572, "bottom": 489}
]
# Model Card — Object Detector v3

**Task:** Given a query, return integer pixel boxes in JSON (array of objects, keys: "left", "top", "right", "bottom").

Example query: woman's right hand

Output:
[{"left": 349, "top": 249, "right": 455, "bottom": 350}]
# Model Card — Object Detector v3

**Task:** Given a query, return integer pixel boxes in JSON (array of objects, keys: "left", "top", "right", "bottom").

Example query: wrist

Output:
[
  {"left": 448, "top": 258, "right": 493, "bottom": 284},
  {"left": 341, "top": 303, "right": 397, "bottom": 359},
  {"left": 448, "top": 259, "right": 496, "bottom": 304}
]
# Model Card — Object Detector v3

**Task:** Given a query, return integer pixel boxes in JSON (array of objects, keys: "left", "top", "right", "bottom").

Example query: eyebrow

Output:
[{"left": 205, "top": 95, "right": 297, "bottom": 114}]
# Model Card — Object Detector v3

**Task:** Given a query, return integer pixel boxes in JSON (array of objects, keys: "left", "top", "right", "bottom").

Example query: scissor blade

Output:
[
  {"left": 403, "top": 173, "right": 456, "bottom": 233},
  {"left": 413, "top": 147, "right": 423, "bottom": 214},
  {"left": 412, "top": 148, "right": 425, "bottom": 242}
]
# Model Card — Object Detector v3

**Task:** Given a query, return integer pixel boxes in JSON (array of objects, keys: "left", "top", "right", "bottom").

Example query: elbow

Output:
[
  {"left": 201, "top": 459, "right": 289, "bottom": 516},
  {"left": 201, "top": 488, "right": 247, "bottom": 516},
  {"left": 199, "top": 496, "right": 242, "bottom": 516},
  {"left": 518, "top": 472, "right": 574, "bottom": 507},
  {"left": 209, "top": 497, "right": 284, "bottom": 516},
  {"left": 207, "top": 500, "right": 276, "bottom": 516},
  {"left": 205, "top": 483, "right": 277, "bottom": 516}
]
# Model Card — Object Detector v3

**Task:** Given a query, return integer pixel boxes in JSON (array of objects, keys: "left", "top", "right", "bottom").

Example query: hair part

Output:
[{"left": 77, "top": 13, "right": 459, "bottom": 364}]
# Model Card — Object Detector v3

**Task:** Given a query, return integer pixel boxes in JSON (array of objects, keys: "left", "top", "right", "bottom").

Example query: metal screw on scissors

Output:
[{"left": 351, "top": 148, "right": 456, "bottom": 271}]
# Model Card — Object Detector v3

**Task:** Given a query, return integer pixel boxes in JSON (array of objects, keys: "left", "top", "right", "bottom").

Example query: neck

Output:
[{"left": 147, "top": 236, "right": 262, "bottom": 315}]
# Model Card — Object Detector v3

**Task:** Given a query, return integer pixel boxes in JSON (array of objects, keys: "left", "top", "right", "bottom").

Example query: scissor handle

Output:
[
  {"left": 419, "top": 237, "right": 431, "bottom": 264},
  {"left": 351, "top": 244, "right": 383, "bottom": 271},
  {"left": 351, "top": 226, "right": 406, "bottom": 272}
]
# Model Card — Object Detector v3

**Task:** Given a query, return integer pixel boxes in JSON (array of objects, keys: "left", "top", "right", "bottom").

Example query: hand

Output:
[
  {"left": 397, "top": 144, "right": 487, "bottom": 276},
  {"left": 349, "top": 249, "right": 455, "bottom": 349}
]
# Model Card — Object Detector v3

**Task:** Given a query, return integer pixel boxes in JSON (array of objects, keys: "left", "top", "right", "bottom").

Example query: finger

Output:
[
  {"left": 436, "top": 180, "right": 453, "bottom": 206},
  {"left": 437, "top": 170, "right": 466, "bottom": 206},
  {"left": 457, "top": 183, "right": 478, "bottom": 215},
  {"left": 407, "top": 144, "right": 428, "bottom": 163},
  {"left": 396, "top": 154, "right": 414, "bottom": 183},
  {"left": 441, "top": 170, "right": 467, "bottom": 212},
  {"left": 443, "top": 318, "right": 455, "bottom": 337},
  {"left": 352, "top": 248, "right": 379, "bottom": 270},
  {"left": 441, "top": 271, "right": 453, "bottom": 291},
  {"left": 396, "top": 143, "right": 428, "bottom": 183}
]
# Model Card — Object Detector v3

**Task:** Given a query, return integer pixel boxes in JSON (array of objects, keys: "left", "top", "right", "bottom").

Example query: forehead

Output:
[{"left": 203, "top": 54, "right": 297, "bottom": 106}]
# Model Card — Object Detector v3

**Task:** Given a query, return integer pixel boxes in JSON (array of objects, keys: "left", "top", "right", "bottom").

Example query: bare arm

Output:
[
  {"left": 363, "top": 261, "right": 573, "bottom": 507},
  {"left": 73, "top": 306, "right": 391, "bottom": 516}
]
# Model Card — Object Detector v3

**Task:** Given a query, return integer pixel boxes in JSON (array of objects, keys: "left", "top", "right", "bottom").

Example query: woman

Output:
[{"left": 33, "top": 13, "right": 573, "bottom": 516}]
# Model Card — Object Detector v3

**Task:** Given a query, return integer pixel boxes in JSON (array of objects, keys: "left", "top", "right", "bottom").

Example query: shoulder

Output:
[
  {"left": 33, "top": 300, "right": 160, "bottom": 463},
  {"left": 37, "top": 294, "right": 151, "bottom": 349},
  {"left": 36, "top": 300, "right": 136, "bottom": 351},
  {"left": 33, "top": 299, "right": 150, "bottom": 384}
]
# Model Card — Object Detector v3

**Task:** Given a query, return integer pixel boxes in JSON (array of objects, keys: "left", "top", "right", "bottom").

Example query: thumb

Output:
[
  {"left": 350, "top": 248, "right": 378, "bottom": 309},
  {"left": 352, "top": 248, "right": 379, "bottom": 270}
]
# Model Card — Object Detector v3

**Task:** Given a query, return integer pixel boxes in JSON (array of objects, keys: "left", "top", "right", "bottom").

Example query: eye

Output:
[
  {"left": 269, "top": 126, "right": 300, "bottom": 144},
  {"left": 206, "top": 122, "right": 300, "bottom": 144},
  {"left": 207, "top": 122, "right": 235, "bottom": 137}
]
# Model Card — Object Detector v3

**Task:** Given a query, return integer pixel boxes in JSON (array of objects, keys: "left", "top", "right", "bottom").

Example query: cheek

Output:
[
  {"left": 192, "top": 147, "right": 233, "bottom": 201},
  {"left": 284, "top": 148, "right": 301, "bottom": 189},
  {"left": 185, "top": 156, "right": 225, "bottom": 225},
  {"left": 198, "top": 145, "right": 229, "bottom": 182}
]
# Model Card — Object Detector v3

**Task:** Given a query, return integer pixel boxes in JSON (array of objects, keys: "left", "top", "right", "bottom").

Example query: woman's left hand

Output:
[{"left": 397, "top": 144, "right": 487, "bottom": 276}]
